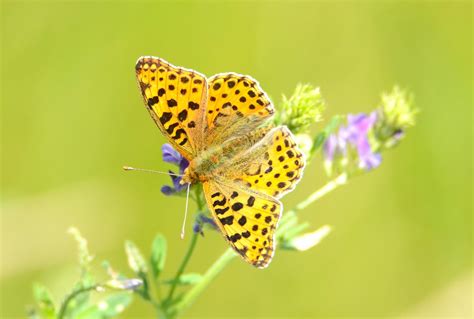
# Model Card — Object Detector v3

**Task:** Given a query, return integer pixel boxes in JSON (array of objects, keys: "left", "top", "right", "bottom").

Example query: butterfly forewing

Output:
[{"left": 136, "top": 57, "right": 208, "bottom": 159}]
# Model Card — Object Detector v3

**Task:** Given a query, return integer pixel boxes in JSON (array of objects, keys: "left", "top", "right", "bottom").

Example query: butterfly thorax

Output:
[
  {"left": 180, "top": 127, "right": 274, "bottom": 185},
  {"left": 180, "top": 147, "right": 227, "bottom": 185}
]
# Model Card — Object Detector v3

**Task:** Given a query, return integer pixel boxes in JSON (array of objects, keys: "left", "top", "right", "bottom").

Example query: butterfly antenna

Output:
[
  {"left": 123, "top": 166, "right": 183, "bottom": 177},
  {"left": 180, "top": 183, "right": 191, "bottom": 239}
]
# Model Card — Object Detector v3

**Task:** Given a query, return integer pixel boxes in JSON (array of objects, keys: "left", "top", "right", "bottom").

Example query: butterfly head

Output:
[{"left": 180, "top": 162, "right": 201, "bottom": 185}]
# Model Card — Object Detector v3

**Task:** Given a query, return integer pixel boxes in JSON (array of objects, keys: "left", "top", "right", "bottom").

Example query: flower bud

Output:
[
  {"left": 274, "top": 84, "right": 326, "bottom": 134},
  {"left": 104, "top": 278, "right": 143, "bottom": 291}
]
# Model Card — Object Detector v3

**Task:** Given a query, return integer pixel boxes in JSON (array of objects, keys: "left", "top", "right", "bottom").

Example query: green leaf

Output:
[
  {"left": 163, "top": 273, "right": 203, "bottom": 286},
  {"left": 75, "top": 292, "right": 132, "bottom": 319},
  {"left": 124, "top": 241, "right": 151, "bottom": 299},
  {"left": 124, "top": 240, "right": 147, "bottom": 275},
  {"left": 311, "top": 115, "right": 342, "bottom": 155},
  {"left": 150, "top": 234, "right": 167, "bottom": 280},
  {"left": 33, "top": 283, "right": 56, "bottom": 319}
]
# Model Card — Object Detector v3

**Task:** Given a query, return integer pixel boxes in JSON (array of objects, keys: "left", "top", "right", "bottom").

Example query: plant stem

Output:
[
  {"left": 171, "top": 248, "right": 236, "bottom": 315},
  {"left": 166, "top": 231, "right": 199, "bottom": 303},
  {"left": 57, "top": 284, "right": 99, "bottom": 319},
  {"left": 295, "top": 173, "right": 347, "bottom": 212}
]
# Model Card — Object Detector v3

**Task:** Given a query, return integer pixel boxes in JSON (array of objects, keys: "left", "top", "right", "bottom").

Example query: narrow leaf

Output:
[
  {"left": 150, "top": 234, "right": 167, "bottom": 280},
  {"left": 124, "top": 241, "right": 147, "bottom": 275}
]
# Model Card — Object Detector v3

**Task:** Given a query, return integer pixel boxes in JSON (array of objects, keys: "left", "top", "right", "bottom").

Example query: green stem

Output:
[
  {"left": 171, "top": 248, "right": 236, "bottom": 315},
  {"left": 295, "top": 173, "right": 347, "bottom": 212},
  {"left": 152, "top": 273, "right": 163, "bottom": 302},
  {"left": 166, "top": 231, "right": 199, "bottom": 303},
  {"left": 277, "top": 173, "right": 347, "bottom": 236},
  {"left": 165, "top": 186, "right": 206, "bottom": 305},
  {"left": 57, "top": 284, "right": 99, "bottom": 319},
  {"left": 194, "top": 186, "right": 205, "bottom": 211}
]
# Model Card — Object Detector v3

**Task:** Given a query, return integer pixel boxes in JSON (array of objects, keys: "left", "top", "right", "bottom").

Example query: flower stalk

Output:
[
  {"left": 295, "top": 173, "right": 347, "bottom": 212},
  {"left": 165, "top": 232, "right": 199, "bottom": 304}
]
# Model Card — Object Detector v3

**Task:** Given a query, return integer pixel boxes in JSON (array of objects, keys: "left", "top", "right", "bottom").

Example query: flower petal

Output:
[
  {"left": 360, "top": 152, "right": 382, "bottom": 170},
  {"left": 179, "top": 157, "right": 189, "bottom": 173},
  {"left": 162, "top": 144, "right": 182, "bottom": 165},
  {"left": 161, "top": 185, "right": 175, "bottom": 196},
  {"left": 323, "top": 135, "right": 337, "bottom": 161}
]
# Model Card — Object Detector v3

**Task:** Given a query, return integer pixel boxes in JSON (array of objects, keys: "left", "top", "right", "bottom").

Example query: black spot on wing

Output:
[
  {"left": 215, "top": 207, "right": 230, "bottom": 215},
  {"left": 178, "top": 109, "right": 188, "bottom": 122},
  {"left": 219, "top": 216, "right": 234, "bottom": 225},
  {"left": 188, "top": 101, "right": 200, "bottom": 110},
  {"left": 232, "top": 202, "right": 244, "bottom": 211},
  {"left": 167, "top": 99, "right": 177, "bottom": 107},
  {"left": 247, "top": 196, "right": 255, "bottom": 207},
  {"left": 213, "top": 198, "right": 227, "bottom": 207},
  {"left": 159, "top": 112, "right": 172, "bottom": 125}
]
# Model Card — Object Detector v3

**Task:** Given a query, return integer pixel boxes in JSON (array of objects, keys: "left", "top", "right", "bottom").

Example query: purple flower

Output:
[
  {"left": 324, "top": 112, "right": 381, "bottom": 172},
  {"left": 323, "top": 133, "right": 346, "bottom": 162},
  {"left": 193, "top": 214, "right": 217, "bottom": 234},
  {"left": 356, "top": 137, "right": 382, "bottom": 170},
  {"left": 161, "top": 144, "right": 189, "bottom": 195}
]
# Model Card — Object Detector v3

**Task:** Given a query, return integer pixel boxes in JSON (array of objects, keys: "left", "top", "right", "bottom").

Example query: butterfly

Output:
[{"left": 135, "top": 56, "right": 305, "bottom": 268}]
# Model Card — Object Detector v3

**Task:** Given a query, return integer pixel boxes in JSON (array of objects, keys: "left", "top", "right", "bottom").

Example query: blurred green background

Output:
[{"left": 1, "top": 0, "right": 472, "bottom": 318}]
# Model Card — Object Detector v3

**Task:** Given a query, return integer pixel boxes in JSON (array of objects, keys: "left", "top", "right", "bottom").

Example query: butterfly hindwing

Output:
[
  {"left": 203, "top": 179, "right": 282, "bottom": 268},
  {"left": 217, "top": 126, "right": 305, "bottom": 199},
  {"left": 136, "top": 56, "right": 208, "bottom": 158}
]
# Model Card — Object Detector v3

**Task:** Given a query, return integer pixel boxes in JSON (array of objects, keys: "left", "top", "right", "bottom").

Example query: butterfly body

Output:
[
  {"left": 136, "top": 56, "right": 305, "bottom": 268},
  {"left": 181, "top": 126, "right": 273, "bottom": 185}
]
